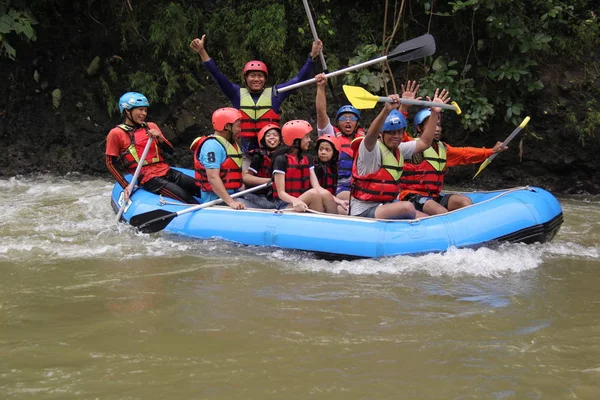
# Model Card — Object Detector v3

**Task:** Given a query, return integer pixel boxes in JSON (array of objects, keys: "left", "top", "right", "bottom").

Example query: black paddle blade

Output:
[
  {"left": 388, "top": 34, "right": 436, "bottom": 62},
  {"left": 129, "top": 209, "right": 176, "bottom": 234}
]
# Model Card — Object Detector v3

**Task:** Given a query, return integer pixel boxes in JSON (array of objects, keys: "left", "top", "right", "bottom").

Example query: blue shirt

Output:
[{"left": 198, "top": 138, "right": 236, "bottom": 203}]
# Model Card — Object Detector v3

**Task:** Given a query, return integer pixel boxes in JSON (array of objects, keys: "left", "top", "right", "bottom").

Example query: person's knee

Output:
[{"left": 449, "top": 195, "right": 472, "bottom": 210}]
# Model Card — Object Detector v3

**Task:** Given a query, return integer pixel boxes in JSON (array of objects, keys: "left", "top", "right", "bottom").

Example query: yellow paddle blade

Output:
[
  {"left": 472, "top": 158, "right": 491, "bottom": 179},
  {"left": 342, "top": 85, "right": 380, "bottom": 109},
  {"left": 519, "top": 116, "right": 531, "bottom": 129},
  {"left": 451, "top": 101, "right": 462, "bottom": 115}
]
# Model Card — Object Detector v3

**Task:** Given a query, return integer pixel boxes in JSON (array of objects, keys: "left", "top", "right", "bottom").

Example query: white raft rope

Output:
[{"left": 154, "top": 186, "right": 533, "bottom": 221}]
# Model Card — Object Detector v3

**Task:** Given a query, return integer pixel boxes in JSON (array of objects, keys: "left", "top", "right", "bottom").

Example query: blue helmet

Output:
[
  {"left": 335, "top": 105, "right": 361, "bottom": 120},
  {"left": 382, "top": 110, "right": 407, "bottom": 132},
  {"left": 119, "top": 92, "right": 150, "bottom": 113},
  {"left": 413, "top": 108, "right": 431, "bottom": 131}
]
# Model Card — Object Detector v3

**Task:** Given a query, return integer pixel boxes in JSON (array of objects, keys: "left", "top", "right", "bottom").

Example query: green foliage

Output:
[
  {"left": 418, "top": 56, "right": 494, "bottom": 131},
  {"left": 128, "top": 71, "right": 159, "bottom": 104},
  {"left": 121, "top": 3, "right": 202, "bottom": 105},
  {"left": 0, "top": 8, "right": 37, "bottom": 60},
  {"left": 343, "top": 44, "right": 389, "bottom": 93}
]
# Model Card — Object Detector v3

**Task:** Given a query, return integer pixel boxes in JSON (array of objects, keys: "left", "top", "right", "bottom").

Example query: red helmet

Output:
[
  {"left": 212, "top": 107, "right": 242, "bottom": 131},
  {"left": 281, "top": 120, "right": 312, "bottom": 146},
  {"left": 350, "top": 136, "right": 364, "bottom": 153},
  {"left": 316, "top": 134, "right": 341, "bottom": 154},
  {"left": 257, "top": 123, "right": 281, "bottom": 148},
  {"left": 243, "top": 60, "right": 268, "bottom": 77}
]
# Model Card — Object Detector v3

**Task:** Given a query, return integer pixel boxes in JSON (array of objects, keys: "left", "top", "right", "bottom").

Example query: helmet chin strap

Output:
[
  {"left": 223, "top": 126, "right": 235, "bottom": 144},
  {"left": 124, "top": 109, "right": 144, "bottom": 128}
]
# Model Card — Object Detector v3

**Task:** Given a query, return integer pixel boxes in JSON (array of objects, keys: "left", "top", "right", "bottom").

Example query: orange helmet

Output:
[
  {"left": 281, "top": 120, "right": 312, "bottom": 146},
  {"left": 243, "top": 60, "right": 268, "bottom": 77},
  {"left": 212, "top": 107, "right": 242, "bottom": 131},
  {"left": 257, "top": 123, "right": 281, "bottom": 149},
  {"left": 316, "top": 134, "right": 341, "bottom": 154}
]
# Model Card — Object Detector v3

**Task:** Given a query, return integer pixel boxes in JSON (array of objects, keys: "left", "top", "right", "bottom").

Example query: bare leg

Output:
[
  {"left": 374, "top": 201, "right": 417, "bottom": 219},
  {"left": 423, "top": 199, "right": 448, "bottom": 215},
  {"left": 446, "top": 194, "right": 472, "bottom": 211},
  {"left": 336, "top": 190, "right": 350, "bottom": 215},
  {"left": 317, "top": 188, "right": 340, "bottom": 214},
  {"left": 296, "top": 188, "right": 325, "bottom": 212}
]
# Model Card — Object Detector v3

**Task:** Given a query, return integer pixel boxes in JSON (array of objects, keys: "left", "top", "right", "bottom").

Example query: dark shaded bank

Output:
[{"left": 1, "top": 5, "right": 598, "bottom": 195}]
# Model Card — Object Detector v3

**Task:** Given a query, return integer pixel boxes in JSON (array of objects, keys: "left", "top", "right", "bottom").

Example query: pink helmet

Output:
[
  {"left": 212, "top": 107, "right": 242, "bottom": 131},
  {"left": 281, "top": 120, "right": 312, "bottom": 146},
  {"left": 243, "top": 60, "right": 268, "bottom": 77}
]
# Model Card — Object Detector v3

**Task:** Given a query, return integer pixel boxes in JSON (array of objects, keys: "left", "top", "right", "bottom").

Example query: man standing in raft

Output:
[
  {"left": 350, "top": 89, "right": 450, "bottom": 219},
  {"left": 189, "top": 34, "right": 323, "bottom": 160},
  {"left": 105, "top": 92, "right": 199, "bottom": 204},
  {"left": 190, "top": 107, "right": 246, "bottom": 210},
  {"left": 400, "top": 108, "right": 508, "bottom": 215}
]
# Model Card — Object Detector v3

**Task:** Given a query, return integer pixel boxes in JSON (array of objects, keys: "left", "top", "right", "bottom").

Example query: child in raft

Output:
[
  {"left": 313, "top": 135, "right": 349, "bottom": 214},
  {"left": 271, "top": 120, "right": 345, "bottom": 213},
  {"left": 241, "top": 124, "right": 283, "bottom": 209}
]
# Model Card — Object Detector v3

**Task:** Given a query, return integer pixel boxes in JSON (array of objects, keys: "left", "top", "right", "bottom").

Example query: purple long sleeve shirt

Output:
[{"left": 203, "top": 57, "right": 316, "bottom": 112}]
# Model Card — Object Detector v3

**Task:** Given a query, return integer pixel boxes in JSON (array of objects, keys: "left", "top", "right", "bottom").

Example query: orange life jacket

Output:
[
  {"left": 239, "top": 87, "right": 281, "bottom": 140},
  {"left": 272, "top": 153, "right": 311, "bottom": 199},
  {"left": 117, "top": 124, "right": 164, "bottom": 173},
  {"left": 351, "top": 138, "right": 404, "bottom": 203},
  {"left": 190, "top": 135, "right": 243, "bottom": 192},
  {"left": 400, "top": 140, "right": 447, "bottom": 198}
]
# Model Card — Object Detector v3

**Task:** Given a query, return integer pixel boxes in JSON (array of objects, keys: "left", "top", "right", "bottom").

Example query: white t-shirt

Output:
[
  {"left": 317, "top": 119, "right": 335, "bottom": 137},
  {"left": 350, "top": 139, "right": 417, "bottom": 216}
]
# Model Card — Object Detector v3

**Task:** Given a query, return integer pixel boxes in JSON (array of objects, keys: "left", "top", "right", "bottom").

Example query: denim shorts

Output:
[{"left": 241, "top": 193, "right": 278, "bottom": 209}]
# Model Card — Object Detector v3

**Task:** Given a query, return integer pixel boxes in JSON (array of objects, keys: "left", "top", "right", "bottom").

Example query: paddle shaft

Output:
[
  {"left": 302, "top": 0, "right": 327, "bottom": 71},
  {"left": 116, "top": 137, "right": 153, "bottom": 222},
  {"left": 485, "top": 117, "right": 530, "bottom": 163},
  {"left": 377, "top": 97, "right": 459, "bottom": 112},
  {"left": 278, "top": 55, "right": 388, "bottom": 94},
  {"left": 170, "top": 182, "right": 272, "bottom": 218}
]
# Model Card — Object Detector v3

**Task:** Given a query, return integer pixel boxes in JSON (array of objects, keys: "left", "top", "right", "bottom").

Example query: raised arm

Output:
[
  {"left": 190, "top": 34, "right": 239, "bottom": 104},
  {"left": 365, "top": 94, "right": 401, "bottom": 151},
  {"left": 315, "top": 73, "right": 330, "bottom": 130},
  {"left": 190, "top": 34, "right": 211, "bottom": 62},
  {"left": 414, "top": 89, "right": 451, "bottom": 153},
  {"left": 399, "top": 80, "right": 421, "bottom": 114}
]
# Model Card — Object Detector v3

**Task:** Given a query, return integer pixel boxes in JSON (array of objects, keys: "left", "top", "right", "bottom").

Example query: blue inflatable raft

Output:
[{"left": 111, "top": 168, "right": 563, "bottom": 259}]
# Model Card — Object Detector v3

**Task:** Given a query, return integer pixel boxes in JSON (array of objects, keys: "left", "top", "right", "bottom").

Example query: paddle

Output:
[
  {"left": 342, "top": 84, "right": 462, "bottom": 114},
  {"left": 301, "top": 0, "right": 338, "bottom": 102},
  {"left": 473, "top": 116, "right": 531, "bottom": 179},
  {"left": 276, "top": 34, "right": 436, "bottom": 94},
  {"left": 129, "top": 182, "right": 272, "bottom": 233},
  {"left": 115, "top": 138, "right": 153, "bottom": 222}
]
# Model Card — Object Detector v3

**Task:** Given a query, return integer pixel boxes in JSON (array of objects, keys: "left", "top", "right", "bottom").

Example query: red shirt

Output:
[{"left": 105, "top": 122, "right": 171, "bottom": 184}]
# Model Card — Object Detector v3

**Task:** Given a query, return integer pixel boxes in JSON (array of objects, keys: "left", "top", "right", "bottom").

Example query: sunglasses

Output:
[{"left": 337, "top": 115, "right": 358, "bottom": 122}]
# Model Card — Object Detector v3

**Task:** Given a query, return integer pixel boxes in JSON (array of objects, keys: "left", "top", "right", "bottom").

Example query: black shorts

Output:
[{"left": 404, "top": 193, "right": 451, "bottom": 212}]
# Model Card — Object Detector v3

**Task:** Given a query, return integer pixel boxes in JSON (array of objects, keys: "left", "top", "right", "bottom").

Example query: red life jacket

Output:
[
  {"left": 117, "top": 123, "right": 164, "bottom": 173},
  {"left": 333, "top": 127, "right": 365, "bottom": 180},
  {"left": 247, "top": 149, "right": 273, "bottom": 196},
  {"left": 248, "top": 149, "right": 272, "bottom": 179},
  {"left": 190, "top": 135, "right": 243, "bottom": 192},
  {"left": 239, "top": 87, "right": 281, "bottom": 140},
  {"left": 315, "top": 162, "right": 337, "bottom": 195},
  {"left": 272, "top": 153, "right": 311, "bottom": 199},
  {"left": 400, "top": 141, "right": 447, "bottom": 197},
  {"left": 351, "top": 139, "right": 404, "bottom": 203}
]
